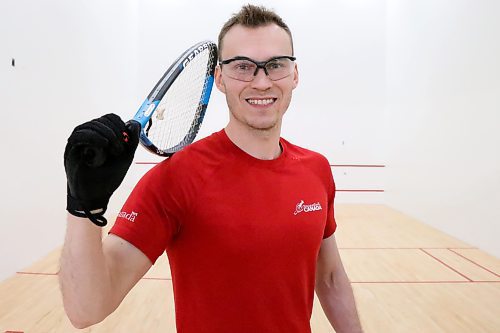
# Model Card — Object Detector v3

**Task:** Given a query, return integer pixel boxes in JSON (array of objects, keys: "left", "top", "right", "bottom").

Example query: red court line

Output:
[
  {"left": 16, "top": 271, "right": 500, "bottom": 284},
  {"left": 420, "top": 249, "right": 473, "bottom": 282},
  {"left": 351, "top": 280, "right": 500, "bottom": 284},
  {"left": 16, "top": 271, "right": 172, "bottom": 281},
  {"left": 448, "top": 249, "right": 500, "bottom": 278},
  {"left": 16, "top": 271, "right": 58, "bottom": 276},
  {"left": 339, "top": 247, "right": 476, "bottom": 250},
  {"left": 336, "top": 189, "right": 385, "bottom": 192},
  {"left": 17, "top": 249, "right": 479, "bottom": 276},
  {"left": 331, "top": 164, "right": 386, "bottom": 168}
]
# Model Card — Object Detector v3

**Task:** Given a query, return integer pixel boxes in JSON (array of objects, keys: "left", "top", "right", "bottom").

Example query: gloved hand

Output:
[{"left": 64, "top": 114, "right": 141, "bottom": 226}]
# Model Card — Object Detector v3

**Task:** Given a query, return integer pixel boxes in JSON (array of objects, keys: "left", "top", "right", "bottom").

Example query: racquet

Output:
[{"left": 130, "top": 40, "right": 218, "bottom": 156}]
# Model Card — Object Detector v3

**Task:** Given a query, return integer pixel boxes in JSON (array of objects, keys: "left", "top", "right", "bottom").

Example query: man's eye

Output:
[
  {"left": 234, "top": 62, "right": 254, "bottom": 71},
  {"left": 267, "top": 61, "right": 284, "bottom": 70}
]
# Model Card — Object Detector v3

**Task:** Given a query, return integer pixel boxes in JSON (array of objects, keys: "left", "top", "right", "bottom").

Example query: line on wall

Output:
[
  {"left": 336, "top": 189, "right": 384, "bottom": 192},
  {"left": 331, "top": 164, "right": 386, "bottom": 168}
]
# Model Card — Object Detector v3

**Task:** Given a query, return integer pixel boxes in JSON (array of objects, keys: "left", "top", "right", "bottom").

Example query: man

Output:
[{"left": 60, "top": 5, "right": 363, "bottom": 333}]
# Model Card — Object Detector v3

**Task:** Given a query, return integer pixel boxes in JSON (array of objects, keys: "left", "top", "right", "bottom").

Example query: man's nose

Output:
[{"left": 250, "top": 67, "right": 273, "bottom": 89}]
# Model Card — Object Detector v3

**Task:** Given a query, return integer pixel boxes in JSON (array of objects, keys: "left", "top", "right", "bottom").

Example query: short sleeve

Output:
[{"left": 110, "top": 160, "right": 182, "bottom": 264}]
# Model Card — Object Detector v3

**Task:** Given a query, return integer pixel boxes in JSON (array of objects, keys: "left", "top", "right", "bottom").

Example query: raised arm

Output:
[
  {"left": 315, "top": 234, "right": 363, "bottom": 333},
  {"left": 59, "top": 114, "right": 149, "bottom": 328}
]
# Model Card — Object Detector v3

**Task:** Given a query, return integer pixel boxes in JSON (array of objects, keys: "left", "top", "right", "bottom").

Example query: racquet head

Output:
[{"left": 131, "top": 41, "right": 218, "bottom": 157}]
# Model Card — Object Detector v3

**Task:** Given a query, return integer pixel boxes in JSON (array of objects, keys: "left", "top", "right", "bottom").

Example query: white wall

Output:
[
  {"left": 0, "top": 0, "right": 139, "bottom": 280},
  {"left": 28, "top": 0, "right": 500, "bottom": 281},
  {"left": 0, "top": 0, "right": 387, "bottom": 280},
  {"left": 385, "top": 0, "right": 500, "bottom": 257},
  {"left": 2, "top": 0, "right": 498, "bottom": 282}
]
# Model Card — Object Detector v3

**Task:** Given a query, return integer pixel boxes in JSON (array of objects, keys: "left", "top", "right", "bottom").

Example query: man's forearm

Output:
[
  {"left": 59, "top": 214, "right": 115, "bottom": 328},
  {"left": 316, "top": 272, "right": 363, "bottom": 333}
]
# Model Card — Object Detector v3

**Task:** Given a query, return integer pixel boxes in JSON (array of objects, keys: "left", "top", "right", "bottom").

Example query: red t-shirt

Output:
[{"left": 110, "top": 129, "right": 336, "bottom": 333}]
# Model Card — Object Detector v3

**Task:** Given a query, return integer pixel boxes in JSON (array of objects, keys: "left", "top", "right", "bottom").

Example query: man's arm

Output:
[
  {"left": 59, "top": 214, "right": 152, "bottom": 328},
  {"left": 315, "top": 234, "right": 363, "bottom": 333},
  {"left": 60, "top": 114, "right": 150, "bottom": 328}
]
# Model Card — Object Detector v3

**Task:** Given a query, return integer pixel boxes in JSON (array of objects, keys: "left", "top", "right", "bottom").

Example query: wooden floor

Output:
[{"left": 1, "top": 204, "right": 499, "bottom": 332}]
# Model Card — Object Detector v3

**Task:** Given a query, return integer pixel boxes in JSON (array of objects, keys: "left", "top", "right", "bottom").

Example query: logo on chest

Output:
[{"left": 293, "top": 200, "right": 323, "bottom": 216}]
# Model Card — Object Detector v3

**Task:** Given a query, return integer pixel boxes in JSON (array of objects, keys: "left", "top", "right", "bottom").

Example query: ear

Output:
[
  {"left": 292, "top": 63, "right": 299, "bottom": 89},
  {"left": 214, "top": 65, "right": 226, "bottom": 94}
]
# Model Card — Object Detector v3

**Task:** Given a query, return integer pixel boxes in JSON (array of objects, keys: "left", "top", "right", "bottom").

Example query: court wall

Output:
[
  {"left": 384, "top": 0, "right": 500, "bottom": 258},
  {"left": 1, "top": 0, "right": 498, "bottom": 281}
]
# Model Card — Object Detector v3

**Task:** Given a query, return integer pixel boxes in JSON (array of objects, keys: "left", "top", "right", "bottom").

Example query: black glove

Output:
[{"left": 64, "top": 114, "right": 141, "bottom": 226}]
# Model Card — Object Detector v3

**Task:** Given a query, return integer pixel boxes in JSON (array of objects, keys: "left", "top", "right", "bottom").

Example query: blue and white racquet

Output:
[{"left": 131, "top": 40, "right": 218, "bottom": 157}]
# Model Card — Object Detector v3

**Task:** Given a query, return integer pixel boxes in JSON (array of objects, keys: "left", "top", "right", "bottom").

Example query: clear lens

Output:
[
  {"left": 222, "top": 57, "right": 294, "bottom": 82},
  {"left": 265, "top": 58, "right": 293, "bottom": 80},
  {"left": 230, "top": 60, "right": 257, "bottom": 77}
]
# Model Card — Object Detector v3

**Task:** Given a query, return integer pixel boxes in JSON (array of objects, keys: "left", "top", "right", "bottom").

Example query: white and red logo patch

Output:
[{"left": 294, "top": 200, "right": 322, "bottom": 215}]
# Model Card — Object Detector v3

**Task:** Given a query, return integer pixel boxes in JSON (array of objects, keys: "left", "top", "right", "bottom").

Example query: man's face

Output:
[{"left": 215, "top": 24, "right": 298, "bottom": 132}]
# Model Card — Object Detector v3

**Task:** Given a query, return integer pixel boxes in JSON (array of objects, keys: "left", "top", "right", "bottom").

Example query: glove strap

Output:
[{"left": 67, "top": 194, "right": 108, "bottom": 227}]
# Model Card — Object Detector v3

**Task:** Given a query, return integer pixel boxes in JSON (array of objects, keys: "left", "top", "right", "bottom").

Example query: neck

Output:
[{"left": 224, "top": 121, "right": 282, "bottom": 160}]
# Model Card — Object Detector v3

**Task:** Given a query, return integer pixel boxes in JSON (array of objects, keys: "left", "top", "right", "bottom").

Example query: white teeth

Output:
[{"left": 247, "top": 98, "right": 274, "bottom": 105}]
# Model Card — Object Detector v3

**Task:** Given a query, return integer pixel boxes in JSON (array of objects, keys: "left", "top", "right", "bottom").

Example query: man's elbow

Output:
[
  {"left": 68, "top": 317, "right": 93, "bottom": 329},
  {"left": 66, "top": 312, "right": 95, "bottom": 329},
  {"left": 63, "top": 303, "right": 108, "bottom": 329}
]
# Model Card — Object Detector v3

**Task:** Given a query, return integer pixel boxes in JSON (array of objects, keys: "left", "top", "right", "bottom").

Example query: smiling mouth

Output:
[{"left": 246, "top": 98, "right": 276, "bottom": 106}]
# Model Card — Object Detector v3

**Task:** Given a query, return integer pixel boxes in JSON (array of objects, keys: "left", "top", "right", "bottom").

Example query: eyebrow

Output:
[{"left": 220, "top": 55, "right": 295, "bottom": 63}]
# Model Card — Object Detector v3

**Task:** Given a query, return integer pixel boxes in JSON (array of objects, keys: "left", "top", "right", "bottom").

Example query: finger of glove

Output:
[
  {"left": 125, "top": 120, "right": 141, "bottom": 149},
  {"left": 71, "top": 119, "right": 123, "bottom": 156},
  {"left": 98, "top": 114, "right": 130, "bottom": 155},
  {"left": 98, "top": 114, "right": 126, "bottom": 137},
  {"left": 67, "top": 127, "right": 109, "bottom": 146},
  {"left": 64, "top": 126, "right": 109, "bottom": 164},
  {"left": 64, "top": 141, "right": 107, "bottom": 171}
]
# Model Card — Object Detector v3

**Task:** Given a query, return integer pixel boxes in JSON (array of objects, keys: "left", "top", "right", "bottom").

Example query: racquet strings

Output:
[{"left": 147, "top": 49, "right": 215, "bottom": 152}]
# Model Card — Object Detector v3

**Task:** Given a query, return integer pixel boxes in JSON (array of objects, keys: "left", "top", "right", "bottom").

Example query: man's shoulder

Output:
[
  {"left": 282, "top": 137, "right": 330, "bottom": 167},
  {"left": 281, "top": 138, "right": 335, "bottom": 185},
  {"left": 157, "top": 130, "right": 225, "bottom": 171}
]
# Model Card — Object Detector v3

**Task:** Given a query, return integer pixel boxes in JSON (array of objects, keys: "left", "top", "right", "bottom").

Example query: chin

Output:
[
  {"left": 229, "top": 107, "right": 281, "bottom": 131},
  {"left": 247, "top": 120, "right": 279, "bottom": 131}
]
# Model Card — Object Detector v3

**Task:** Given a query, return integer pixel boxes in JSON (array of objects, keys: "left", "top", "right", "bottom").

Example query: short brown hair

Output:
[{"left": 218, "top": 4, "right": 294, "bottom": 60}]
